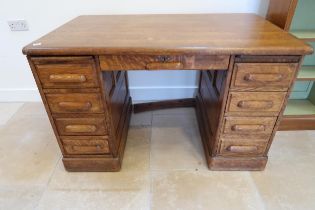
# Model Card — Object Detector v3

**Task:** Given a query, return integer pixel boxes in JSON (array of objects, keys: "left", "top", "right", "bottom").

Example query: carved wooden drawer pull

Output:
[
  {"left": 58, "top": 101, "right": 92, "bottom": 111},
  {"left": 237, "top": 100, "right": 273, "bottom": 110},
  {"left": 49, "top": 74, "right": 87, "bottom": 83},
  {"left": 71, "top": 145, "right": 102, "bottom": 151},
  {"left": 244, "top": 73, "right": 283, "bottom": 83},
  {"left": 227, "top": 145, "right": 258, "bottom": 153},
  {"left": 231, "top": 124, "right": 266, "bottom": 132},
  {"left": 146, "top": 62, "right": 183, "bottom": 70},
  {"left": 65, "top": 125, "right": 97, "bottom": 133}
]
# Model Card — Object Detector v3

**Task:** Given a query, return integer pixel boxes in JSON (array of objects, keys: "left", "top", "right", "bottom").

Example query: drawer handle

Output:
[
  {"left": 227, "top": 145, "right": 258, "bottom": 153},
  {"left": 231, "top": 124, "right": 265, "bottom": 132},
  {"left": 146, "top": 62, "right": 183, "bottom": 70},
  {"left": 237, "top": 100, "right": 273, "bottom": 110},
  {"left": 49, "top": 74, "right": 87, "bottom": 83},
  {"left": 244, "top": 73, "right": 283, "bottom": 83},
  {"left": 71, "top": 145, "right": 102, "bottom": 151},
  {"left": 65, "top": 125, "right": 97, "bottom": 133},
  {"left": 58, "top": 101, "right": 92, "bottom": 111}
]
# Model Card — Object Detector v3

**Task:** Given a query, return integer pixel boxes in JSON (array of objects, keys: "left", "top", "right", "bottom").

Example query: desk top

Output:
[{"left": 23, "top": 14, "right": 313, "bottom": 56}]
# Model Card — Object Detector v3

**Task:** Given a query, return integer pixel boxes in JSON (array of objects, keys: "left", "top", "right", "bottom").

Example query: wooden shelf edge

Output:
[{"left": 278, "top": 115, "right": 315, "bottom": 130}]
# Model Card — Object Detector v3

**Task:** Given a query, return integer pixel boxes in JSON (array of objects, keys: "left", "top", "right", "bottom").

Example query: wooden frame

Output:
[{"left": 266, "top": 0, "right": 298, "bottom": 31}]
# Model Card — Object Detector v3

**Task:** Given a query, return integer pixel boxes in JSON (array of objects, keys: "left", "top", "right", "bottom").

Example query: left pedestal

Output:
[{"left": 28, "top": 56, "right": 131, "bottom": 172}]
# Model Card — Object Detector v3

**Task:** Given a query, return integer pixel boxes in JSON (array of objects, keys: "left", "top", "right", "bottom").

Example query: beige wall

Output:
[{"left": 0, "top": 0, "right": 269, "bottom": 101}]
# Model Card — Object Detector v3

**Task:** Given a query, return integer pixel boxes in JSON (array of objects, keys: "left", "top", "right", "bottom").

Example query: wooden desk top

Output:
[{"left": 23, "top": 14, "right": 313, "bottom": 56}]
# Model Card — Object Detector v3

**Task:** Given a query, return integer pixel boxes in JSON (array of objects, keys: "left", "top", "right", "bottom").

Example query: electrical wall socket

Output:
[{"left": 7, "top": 20, "right": 29, "bottom": 31}]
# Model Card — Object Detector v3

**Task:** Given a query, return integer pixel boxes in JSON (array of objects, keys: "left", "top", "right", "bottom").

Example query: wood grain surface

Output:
[{"left": 22, "top": 14, "right": 313, "bottom": 56}]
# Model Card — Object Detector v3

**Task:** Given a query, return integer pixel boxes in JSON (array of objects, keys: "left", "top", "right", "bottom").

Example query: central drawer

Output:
[{"left": 99, "top": 55, "right": 230, "bottom": 70}]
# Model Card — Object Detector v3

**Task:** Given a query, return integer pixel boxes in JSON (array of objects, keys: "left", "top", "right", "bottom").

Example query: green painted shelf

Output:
[
  {"left": 291, "top": 30, "right": 315, "bottom": 42},
  {"left": 279, "top": 0, "right": 315, "bottom": 130},
  {"left": 284, "top": 99, "right": 315, "bottom": 116},
  {"left": 297, "top": 66, "right": 315, "bottom": 80}
]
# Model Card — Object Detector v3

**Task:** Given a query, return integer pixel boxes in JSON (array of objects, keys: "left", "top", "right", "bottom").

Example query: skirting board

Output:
[
  {"left": 129, "top": 86, "right": 197, "bottom": 101},
  {"left": 0, "top": 87, "right": 197, "bottom": 102}
]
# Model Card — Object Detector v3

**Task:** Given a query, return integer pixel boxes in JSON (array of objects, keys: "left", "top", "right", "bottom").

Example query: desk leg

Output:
[
  {"left": 62, "top": 96, "right": 132, "bottom": 172},
  {"left": 28, "top": 56, "right": 132, "bottom": 172},
  {"left": 195, "top": 68, "right": 264, "bottom": 171},
  {"left": 63, "top": 70, "right": 132, "bottom": 171},
  {"left": 196, "top": 56, "right": 302, "bottom": 171}
]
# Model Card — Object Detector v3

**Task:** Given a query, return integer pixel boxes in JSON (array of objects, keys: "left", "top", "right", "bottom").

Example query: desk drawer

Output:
[
  {"left": 223, "top": 117, "right": 277, "bottom": 135},
  {"left": 46, "top": 93, "right": 103, "bottom": 114},
  {"left": 99, "top": 55, "right": 230, "bottom": 70},
  {"left": 219, "top": 140, "right": 267, "bottom": 156},
  {"left": 226, "top": 92, "right": 286, "bottom": 115},
  {"left": 61, "top": 136, "right": 110, "bottom": 155},
  {"left": 232, "top": 63, "right": 297, "bottom": 91},
  {"left": 55, "top": 117, "right": 107, "bottom": 136},
  {"left": 32, "top": 57, "right": 99, "bottom": 88}
]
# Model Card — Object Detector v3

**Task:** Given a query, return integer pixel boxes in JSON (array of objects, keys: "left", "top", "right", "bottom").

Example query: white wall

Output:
[{"left": 0, "top": 0, "right": 269, "bottom": 102}]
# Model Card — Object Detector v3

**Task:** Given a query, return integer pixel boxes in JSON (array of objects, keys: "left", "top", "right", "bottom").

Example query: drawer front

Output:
[
  {"left": 32, "top": 57, "right": 99, "bottom": 88},
  {"left": 61, "top": 136, "right": 110, "bottom": 155},
  {"left": 232, "top": 63, "right": 297, "bottom": 91},
  {"left": 55, "top": 117, "right": 107, "bottom": 136},
  {"left": 227, "top": 92, "right": 286, "bottom": 114},
  {"left": 99, "top": 55, "right": 230, "bottom": 70},
  {"left": 223, "top": 117, "right": 277, "bottom": 135},
  {"left": 46, "top": 93, "right": 103, "bottom": 114},
  {"left": 219, "top": 141, "right": 267, "bottom": 156}
]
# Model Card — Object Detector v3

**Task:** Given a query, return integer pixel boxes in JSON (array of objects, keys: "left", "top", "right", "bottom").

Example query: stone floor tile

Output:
[
  {"left": 0, "top": 136, "right": 61, "bottom": 186},
  {"left": 0, "top": 103, "right": 24, "bottom": 125},
  {"left": 151, "top": 170, "right": 264, "bottom": 210},
  {"left": 36, "top": 188, "right": 149, "bottom": 210},
  {"left": 130, "top": 111, "right": 152, "bottom": 126},
  {"left": 0, "top": 186, "right": 44, "bottom": 210},
  {"left": 0, "top": 103, "right": 60, "bottom": 186},
  {"left": 250, "top": 130, "right": 315, "bottom": 210},
  {"left": 14, "top": 102, "right": 47, "bottom": 117},
  {"left": 150, "top": 114, "right": 207, "bottom": 171}
]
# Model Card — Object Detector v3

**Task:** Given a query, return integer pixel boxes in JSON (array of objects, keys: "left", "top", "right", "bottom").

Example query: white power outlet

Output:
[{"left": 7, "top": 20, "right": 29, "bottom": 31}]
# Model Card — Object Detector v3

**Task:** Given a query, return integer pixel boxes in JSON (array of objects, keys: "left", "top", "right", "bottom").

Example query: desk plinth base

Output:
[
  {"left": 62, "top": 97, "right": 132, "bottom": 172},
  {"left": 208, "top": 156, "right": 267, "bottom": 171},
  {"left": 62, "top": 157, "right": 122, "bottom": 172}
]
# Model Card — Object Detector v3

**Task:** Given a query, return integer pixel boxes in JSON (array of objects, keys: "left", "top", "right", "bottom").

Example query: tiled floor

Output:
[{"left": 0, "top": 102, "right": 315, "bottom": 210}]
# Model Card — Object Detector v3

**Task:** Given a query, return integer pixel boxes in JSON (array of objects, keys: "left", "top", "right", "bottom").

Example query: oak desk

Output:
[{"left": 23, "top": 14, "right": 313, "bottom": 171}]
